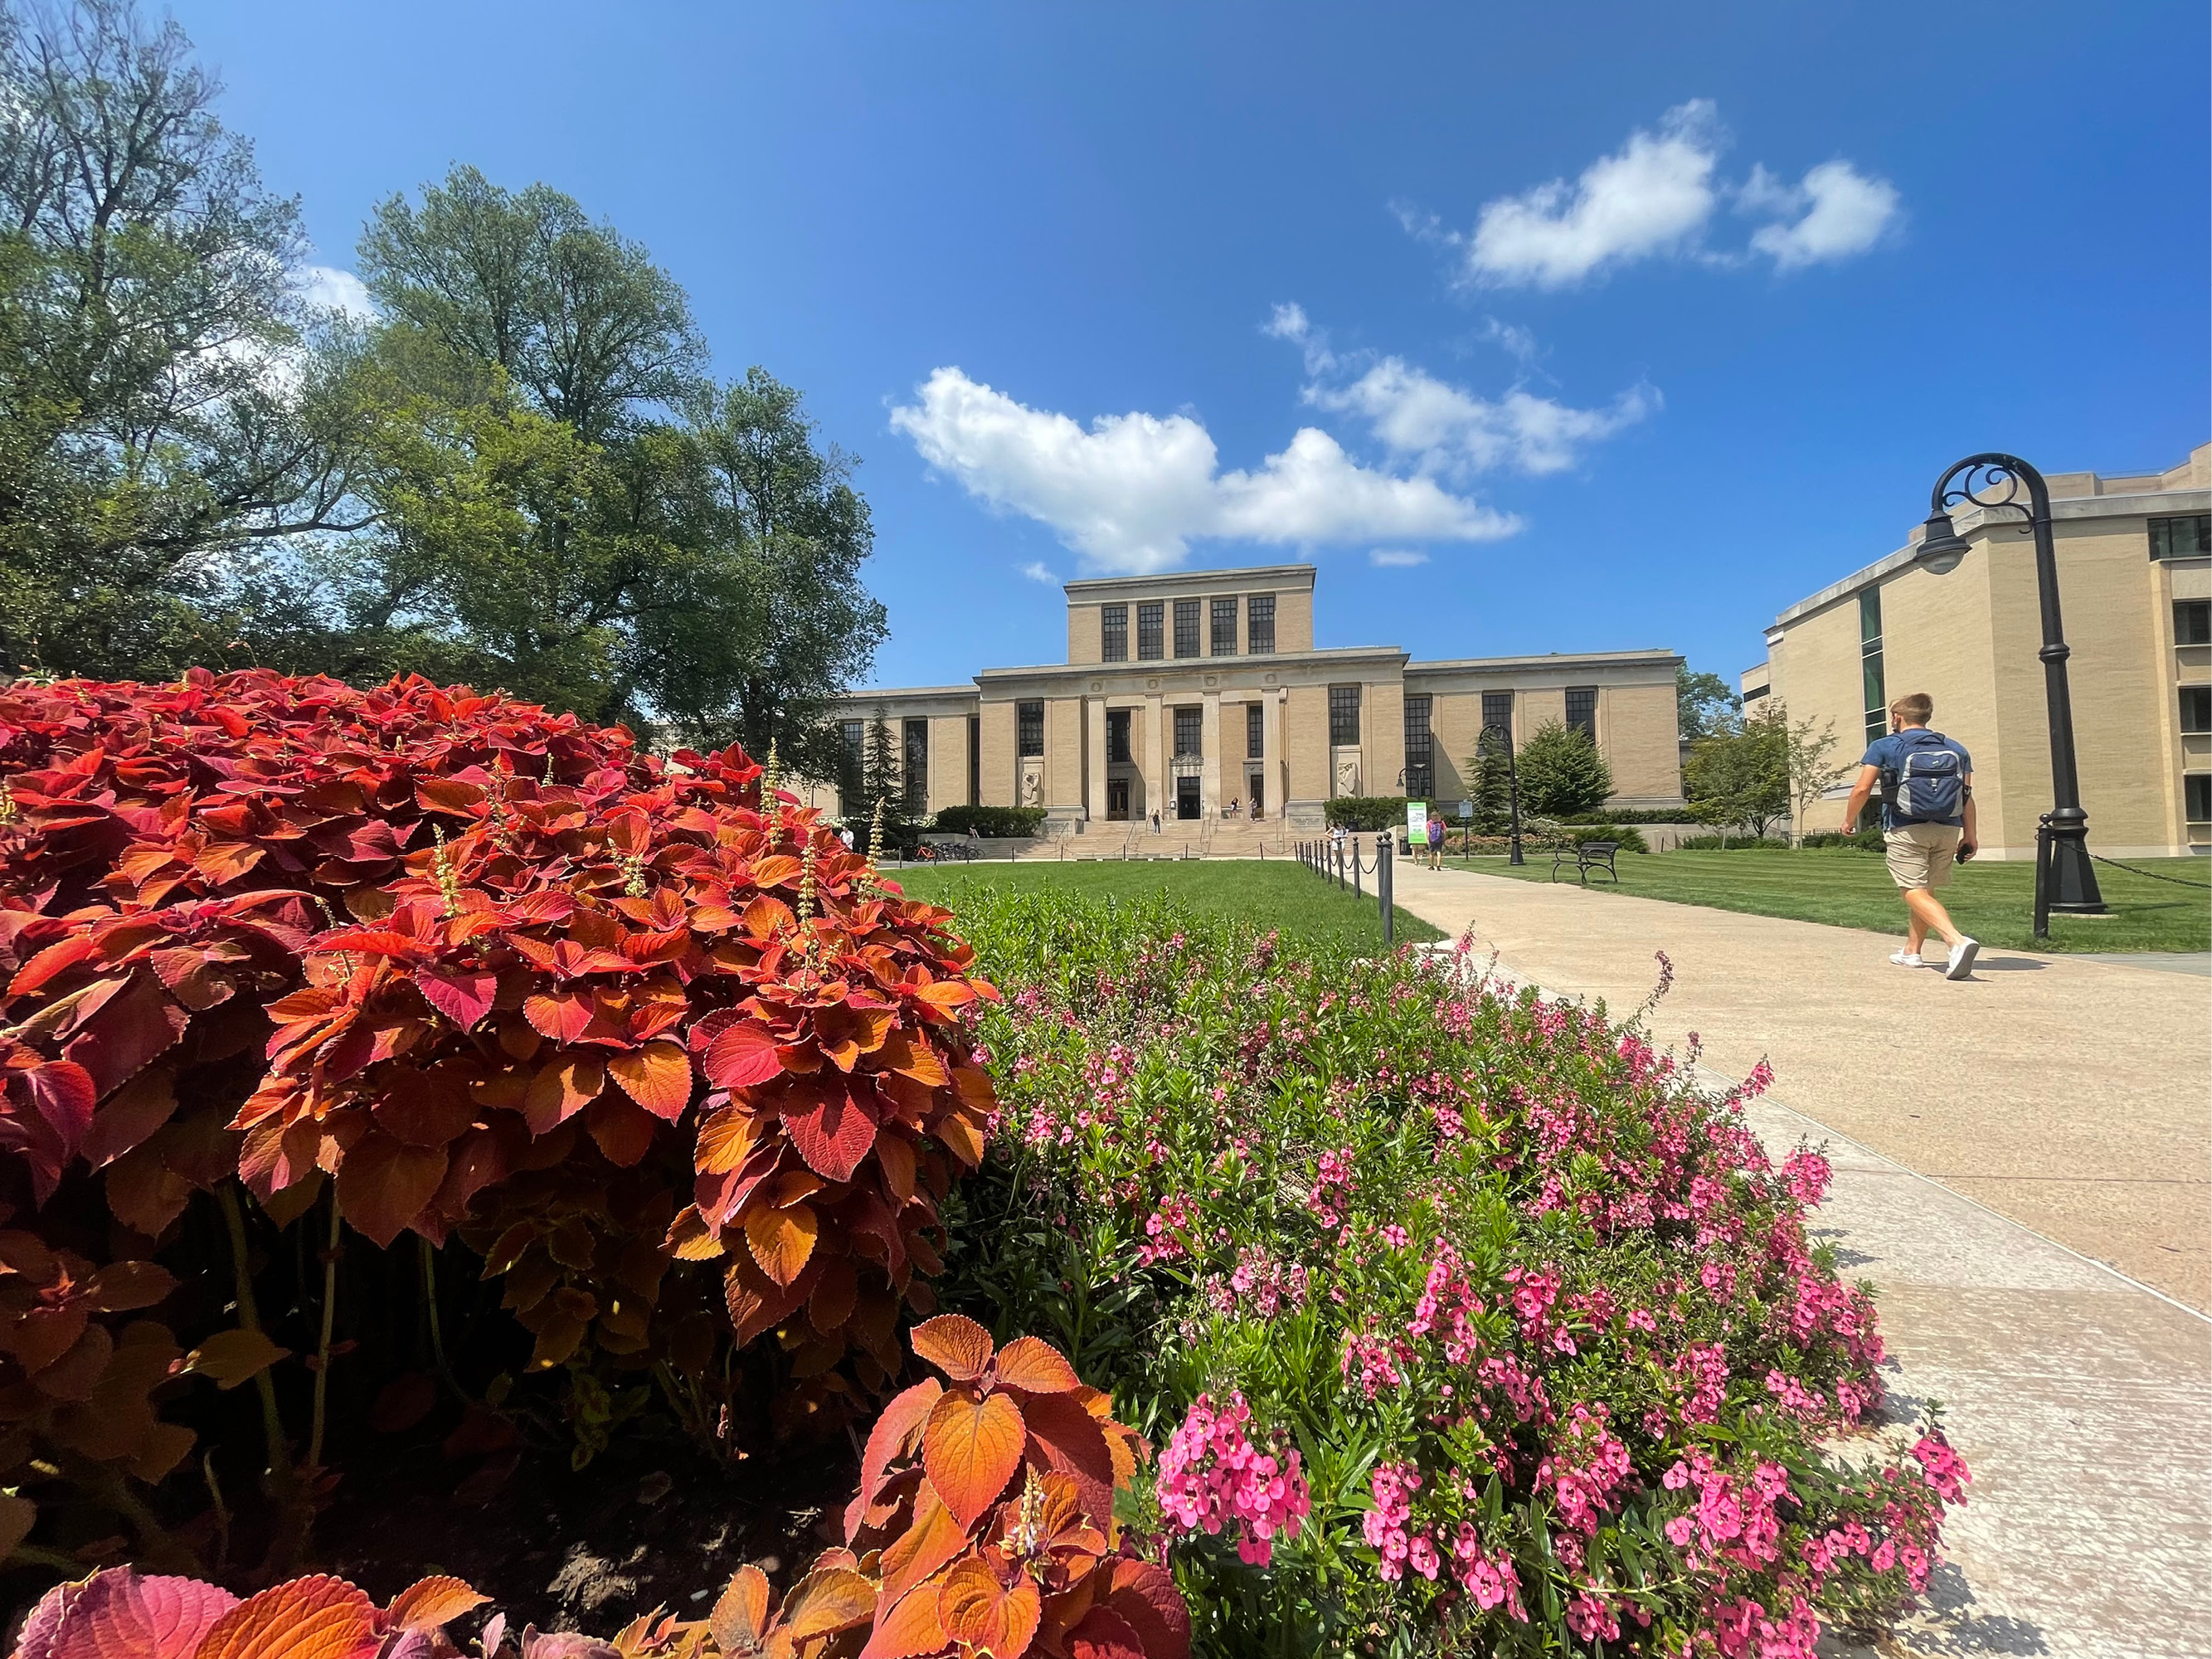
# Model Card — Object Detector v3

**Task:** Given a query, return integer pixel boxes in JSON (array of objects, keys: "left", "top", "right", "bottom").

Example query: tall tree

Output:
[
  {"left": 1466, "top": 730, "right": 1515, "bottom": 833},
  {"left": 358, "top": 166, "right": 703, "bottom": 441},
  {"left": 1677, "top": 665, "right": 1741, "bottom": 742},
  {"left": 0, "top": 0, "right": 371, "bottom": 678}
]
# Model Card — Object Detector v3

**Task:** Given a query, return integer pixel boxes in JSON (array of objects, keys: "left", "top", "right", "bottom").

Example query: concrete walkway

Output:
[{"left": 1389, "top": 868, "right": 2210, "bottom": 1657}]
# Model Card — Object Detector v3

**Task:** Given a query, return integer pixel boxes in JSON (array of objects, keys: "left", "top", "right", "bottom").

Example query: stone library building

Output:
[{"left": 822, "top": 563, "right": 1685, "bottom": 840}]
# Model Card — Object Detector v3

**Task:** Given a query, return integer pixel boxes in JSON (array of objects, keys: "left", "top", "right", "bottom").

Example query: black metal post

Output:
[
  {"left": 1353, "top": 842, "right": 1362, "bottom": 900},
  {"left": 1923, "top": 454, "right": 2106, "bottom": 927},
  {"left": 1485, "top": 723, "right": 1525, "bottom": 867}
]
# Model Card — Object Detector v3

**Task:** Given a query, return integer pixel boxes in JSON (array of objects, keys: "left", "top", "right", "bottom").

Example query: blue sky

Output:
[{"left": 194, "top": 0, "right": 2206, "bottom": 690}]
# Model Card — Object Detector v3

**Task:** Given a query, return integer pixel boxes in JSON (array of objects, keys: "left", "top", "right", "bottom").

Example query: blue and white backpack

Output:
[{"left": 1885, "top": 732, "right": 1965, "bottom": 825}]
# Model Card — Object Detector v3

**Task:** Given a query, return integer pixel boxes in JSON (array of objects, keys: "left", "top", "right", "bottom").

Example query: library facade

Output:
[{"left": 823, "top": 564, "right": 1685, "bottom": 834}]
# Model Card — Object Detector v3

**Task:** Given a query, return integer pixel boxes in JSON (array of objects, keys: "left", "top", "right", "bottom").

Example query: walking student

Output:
[{"left": 1838, "top": 691, "right": 1980, "bottom": 979}]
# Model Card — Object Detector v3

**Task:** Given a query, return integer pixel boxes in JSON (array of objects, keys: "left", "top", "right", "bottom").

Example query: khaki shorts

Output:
[{"left": 1885, "top": 822, "right": 1962, "bottom": 889}]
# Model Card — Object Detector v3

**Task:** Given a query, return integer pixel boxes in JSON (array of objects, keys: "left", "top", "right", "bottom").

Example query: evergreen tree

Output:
[
  {"left": 859, "top": 710, "right": 907, "bottom": 834},
  {"left": 1515, "top": 720, "right": 1614, "bottom": 818},
  {"left": 1466, "top": 732, "right": 1515, "bottom": 833}
]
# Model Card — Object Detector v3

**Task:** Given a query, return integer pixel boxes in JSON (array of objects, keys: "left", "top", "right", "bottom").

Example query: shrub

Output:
[
  {"left": 12, "top": 1321, "right": 1190, "bottom": 1659},
  {"left": 1798, "top": 830, "right": 1884, "bottom": 851},
  {"left": 1324, "top": 796, "right": 1407, "bottom": 831},
  {"left": 0, "top": 669, "right": 998, "bottom": 1571},
  {"left": 931, "top": 805, "right": 1048, "bottom": 839},
  {"left": 1678, "top": 834, "right": 1792, "bottom": 850},
  {"left": 940, "top": 894, "right": 1966, "bottom": 1655},
  {"left": 1514, "top": 722, "right": 1613, "bottom": 818},
  {"left": 1560, "top": 810, "right": 1704, "bottom": 826}
]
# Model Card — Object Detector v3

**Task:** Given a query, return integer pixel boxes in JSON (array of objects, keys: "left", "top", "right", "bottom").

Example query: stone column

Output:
[
  {"left": 1144, "top": 694, "right": 1164, "bottom": 824},
  {"left": 1200, "top": 690, "right": 1222, "bottom": 818},
  {"left": 1263, "top": 688, "right": 1284, "bottom": 822},
  {"left": 1085, "top": 697, "right": 1106, "bottom": 822}
]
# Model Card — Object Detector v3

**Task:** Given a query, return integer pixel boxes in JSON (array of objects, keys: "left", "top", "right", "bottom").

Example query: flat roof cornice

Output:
[
  {"left": 1407, "top": 649, "right": 1682, "bottom": 674},
  {"left": 1062, "top": 562, "right": 1317, "bottom": 596},
  {"left": 975, "top": 645, "right": 1406, "bottom": 682}
]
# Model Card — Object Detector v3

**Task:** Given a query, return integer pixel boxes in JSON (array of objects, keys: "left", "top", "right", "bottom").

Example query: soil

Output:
[{"left": 314, "top": 1413, "right": 859, "bottom": 1640}]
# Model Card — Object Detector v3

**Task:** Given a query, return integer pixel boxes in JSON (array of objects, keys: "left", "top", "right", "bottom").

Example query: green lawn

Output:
[
  {"left": 1460, "top": 847, "right": 2209, "bottom": 953},
  {"left": 889, "top": 857, "right": 1443, "bottom": 951}
]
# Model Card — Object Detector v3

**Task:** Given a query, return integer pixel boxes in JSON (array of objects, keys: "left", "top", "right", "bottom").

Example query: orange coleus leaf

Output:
[
  {"left": 910, "top": 1314, "right": 995, "bottom": 1384},
  {"left": 15, "top": 1566, "right": 241, "bottom": 1659},
  {"left": 523, "top": 988, "right": 596, "bottom": 1044},
  {"left": 699, "top": 1015, "right": 785, "bottom": 1089},
  {"left": 334, "top": 1131, "right": 448, "bottom": 1248},
  {"left": 876, "top": 1485, "right": 968, "bottom": 1610},
  {"left": 992, "top": 1335, "right": 1082, "bottom": 1396},
  {"left": 781, "top": 1565, "right": 877, "bottom": 1640},
  {"left": 694, "top": 1102, "right": 764, "bottom": 1175},
  {"left": 608, "top": 1040, "right": 693, "bottom": 1121},
  {"left": 1105, "top": 1559, "right": 1193, "bottom": 1659},
  {"left": 858, "top": 1584, "right": 947, "bottom": 1659},
  {"left": 922, "top": 1389, "right": 1026, "bottom": 1532},
  {"left": 1067, "top": 1605, "right": 1150, "bottom": 1659},
  {"left": 784, "top": 1084, "right": 879, "bottom": 1183},
  {"left": 385, "top": 1575, "right": 488, "bottom": 1632},
  {"left": 858, "top": 1379, "right": 944, "bottom": 1508},
  {"left": 708, "top": 1564, "right": 773, "bottom": 1652},
  {"left": 936, "top": 1556, "right": 1041, "bottom": 1657},
  {"left": 742, "top": 1201, "right": 819, "bottom": 1288},
  {"left": 194, "top": 1574, "right": 380, "bottom": 1659},
  {"left": 751, "top": 854, "right": 803, "bottom": 888},
  {"left": 1019, "top": 1391, "right": 1117, "bottom": 1530},
  {"left": 523, "top": 1053, "right": 605, "bottom": 1133}
]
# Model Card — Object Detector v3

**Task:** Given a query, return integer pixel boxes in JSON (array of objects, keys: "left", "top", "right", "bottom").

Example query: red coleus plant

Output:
[
  {"left": 12, "top": 1566, "right": 487, "bottom": 1659},
  {"left": 0, "top": 669, "right": 997, "bottom": 1564}
]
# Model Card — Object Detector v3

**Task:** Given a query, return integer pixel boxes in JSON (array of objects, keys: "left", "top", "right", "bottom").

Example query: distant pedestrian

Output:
[
  {"left": 1839, "top": 692, "right": 1980, "bottom": 979},
  {"left": 1426, "top": 812, "right": 1444, "bottom": 868},
  {"left": 1150, "top": 810, "right": 1160, "bottom": 834}
]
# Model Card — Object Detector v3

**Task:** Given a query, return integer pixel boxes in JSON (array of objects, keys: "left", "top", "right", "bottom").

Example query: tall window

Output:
[
  {"left": 1565, "top": 688, "right": 1598, "bottom": 741},
  {"left": 1860, "top": 587, "right": 1887, "bottom": 745},
  {"left": 2182, "top": 686, "right": 2212, "bottom": 735},
  {"left": 2188, "top": 774, "right": 2212, "bottom": 823},
  {"left": 1246, "top": 703, "right": 1265, "bottom": 759},
  {"left": 1173, "top": 705, "right": 1202, "bottom": 757},
  {"left": 1137, "top": 601, "right": 1164, "bottom": 660},
  {"left": 1247, "top": 594, "right": 1276, "bottom": 654},
  {"left": 1173, "top": 598, "right": 1201, "bottom": 658},
  {"left": 2176, "top": 600, "right": 2212, "bottom": 646},
  {"left": 1210, "top": 596, "right": 1237, "bottom": 656},
  {"left": 1101, "top": 604, "right": 1129, "bottom": 662},
  {"left": 1106, "top": 708, "right": 1131, "bottom": 763},
  {"left": 1480, "top": 689, "right": 1514, "bottom": 740},
  {"left": 1328, "top": 685, "right": 1360, "bottom": 745},
  {"left": 1403, "top": 694, "right": 1434, "bottom": 796},
  {"left": 1017, "top": 700, "right": 1044, "bottom": 757},
  {"left": 840, "top": 719, "right": 863, "bottom": 759},
  {"left": 902, "top": 719, "right": 929, "bottom": 814},
  {"left": 2151, "top": 515, "right": 2212, "bottom": 561}
]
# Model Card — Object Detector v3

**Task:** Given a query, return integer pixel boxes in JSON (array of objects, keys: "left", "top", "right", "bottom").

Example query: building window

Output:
[
  {"left": 1246, "top": 703, "right": 1265, "bottom": 760},
  {"left": 840, "top": 719, "right": 863, "bottom": 759},
  {"left": 1404, "top": 694, "right": 1434, "bottom": 796},
  {"left": 2177, "top": 600, "right": 2212, "bottom": 646},
  {"left": 902, "top": 718, "right": 928, "bottom": 814},
  {"left": 1328, "top": 685, "right": 1360, "bottom": 745},
  {"left": 968, "top": 715, "right": 980, "bottom": 805},
  {"left": 1565, "top": 688, "right": 1598, "bottom": 741},
  {"left": 1247, "top": 594, "right": 1276, "bottom": 654},
  {"left": 1106, "top": 708, "right": 1131, "bottom": 763},
  {"left": 2188, "top": 774, "right": 2212, "bottom": 824},
  {"left": 1017, "top": 700, "right": 1044, "bottom": 757},
  {"left": 1137, "top": 601, "right": 1164, "bottom": 660},
  {"left": 2151, "top": 515, "right": 2212, "bottom": 561},
  {"left": 1480, "top": 689, "right": 1514, "bottom": 741},
  {"left": 1101, "top": 604, "right": 1128, "bottom": 662},
  {"left": 1174, "top": 598, "right": 1201, "bottom": 658},
  {"left": 1173, "top": 705, "right": 1202, "bottom": 757},
  {"left": 1860, "top": 586, "right": 1888, "bottom": 746},
  {"left": 1210, "top": 596, "right": 1237, "bottom": 656},
  {"left": 2182, "top": 686, "right": 2212, "bottom": 735}
]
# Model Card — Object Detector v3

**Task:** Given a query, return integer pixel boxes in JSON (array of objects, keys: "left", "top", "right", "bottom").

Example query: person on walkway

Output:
[
  {"left": 1839, "top": 691, "right": 1980, "bottom": 979},
  {"left": 1427, "top": 811, "right": 1445, "bottom": 870},
  {"left": 1150, "top": 810, "right": 1160, "bottom": 834}
]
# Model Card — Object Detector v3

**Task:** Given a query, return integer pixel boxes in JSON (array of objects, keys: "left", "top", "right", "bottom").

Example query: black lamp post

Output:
[
  {"left": 1482, "top": 722, "right": 1524, "bottom": 867},
  {"left": 1915, "top": 453, "right": 2106, "bottom": 932}
]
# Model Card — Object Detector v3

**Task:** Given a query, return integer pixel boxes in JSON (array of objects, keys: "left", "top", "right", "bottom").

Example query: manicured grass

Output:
[
  {"left": 1457, "top": 847, "right": 2210, "bottom": 953},
  {"left": 889, "top": 857, "right": 1444, "bottom": 951}
]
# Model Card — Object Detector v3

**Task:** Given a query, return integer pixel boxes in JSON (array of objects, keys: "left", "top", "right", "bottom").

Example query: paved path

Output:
[
  {"left": 1388, "top": 871, "right": 2211, "bottom": 1657},
  {"left": 1387, "top": 865, "right": 2210, "bottom": 1308}
]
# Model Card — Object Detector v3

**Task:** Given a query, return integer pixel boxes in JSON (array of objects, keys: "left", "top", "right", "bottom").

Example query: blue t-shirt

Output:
[{"left": 1860, "top": 730, "right": 1972, "bottom": 829}]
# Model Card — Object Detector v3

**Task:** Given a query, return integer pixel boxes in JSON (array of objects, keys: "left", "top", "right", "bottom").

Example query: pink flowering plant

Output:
[{"left": 937, "top": 894, "right": 1966, "bottom": 1657}]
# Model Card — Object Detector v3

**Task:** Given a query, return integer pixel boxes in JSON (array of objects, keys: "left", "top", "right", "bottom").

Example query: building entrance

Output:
[
  {"left": 1106, "top": 778, "right": 1130, "bottom": 820},
  {"left": 1247, "top": 771, "right": 1265, "bottom": 820},
  {"left": 1175, "top": 776, "right": 1201, "bottom": 820}
]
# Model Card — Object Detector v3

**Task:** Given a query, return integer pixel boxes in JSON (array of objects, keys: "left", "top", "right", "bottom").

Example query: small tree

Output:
[
  {"left": 1684, "top": 714, "right": 1790, "bottom": 841},
  {"left": 1515, "top": 720, "right": 1613, "bottom": 818},
  {"left": 1779, "top": 705, "right": 1852, "bottom": 836},
  {"left": 1466, "top": 731, "right": 1515, "bottom": 833}
]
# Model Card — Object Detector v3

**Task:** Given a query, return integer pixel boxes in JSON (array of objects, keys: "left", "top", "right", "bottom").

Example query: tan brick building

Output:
[
  {"left": 1743, "top": 444, "right": 2211, "bottom": 859},
  {"left": 822, "top": 563, "right": 1684, "bottom": 834}
]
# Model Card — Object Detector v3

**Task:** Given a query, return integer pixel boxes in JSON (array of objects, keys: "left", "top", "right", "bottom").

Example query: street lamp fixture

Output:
[{"left": 1915, "top": 453, "right": 2106, "bottom": 932}]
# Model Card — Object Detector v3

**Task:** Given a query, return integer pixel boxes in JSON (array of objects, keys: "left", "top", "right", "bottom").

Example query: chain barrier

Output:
[{"left": 2087, "top": 851, "right": 2211, "bottom": 889}]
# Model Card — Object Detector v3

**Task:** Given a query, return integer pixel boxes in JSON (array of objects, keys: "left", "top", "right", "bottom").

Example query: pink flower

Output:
[{"left": 1157, "top": 1392, "right": 1310, "bottom": 1568}]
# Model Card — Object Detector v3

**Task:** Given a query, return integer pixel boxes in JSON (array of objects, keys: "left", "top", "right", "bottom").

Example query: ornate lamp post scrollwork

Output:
[{"left": 1914, "top": 453, "right": 2106, "bottom": 931}]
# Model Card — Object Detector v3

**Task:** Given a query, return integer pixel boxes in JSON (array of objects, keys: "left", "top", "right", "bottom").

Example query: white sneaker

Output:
[
  {"left": 1945, "top": 937, "right": 1981, "bottom": 980},
  {"left": 1889, "top": 950, "right": 1926, "bottom": 968}
]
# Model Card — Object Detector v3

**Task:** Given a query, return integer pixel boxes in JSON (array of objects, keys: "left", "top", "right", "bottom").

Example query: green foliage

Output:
[
  {"left": 1676, "top": 664, "right": 1741, "bottom": 742},
  {"left": 1678, "top": 833, "right": 1791, "bottom": 849},
  {"left": 1466, "top": 736, "right": 1515, "bottom": 834},
  {"left": 1560, "top": 808, "right": 1703, "bottom": 825},
  {"left": 1684, "top": 713, "right": 1791, "bottom": 840},
  {"left": 932, "top": 805, "right": 1048, "bottom": 838},
  {"left": 1324, "top": 795, "right": 1407, "bottom": 830},
  {"left": 1514, "top": 721, "right": 1614, "bottom": 818}
]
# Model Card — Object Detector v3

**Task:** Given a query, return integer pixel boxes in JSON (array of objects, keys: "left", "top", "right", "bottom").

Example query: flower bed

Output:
[{"left": 940, "top": 891, "right": 1966, "bottom": 1656}]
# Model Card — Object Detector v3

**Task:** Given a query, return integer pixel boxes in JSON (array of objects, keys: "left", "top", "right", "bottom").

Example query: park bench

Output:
[{"left": 1551, "top": 839, "right": 1620, "bottom": 886}]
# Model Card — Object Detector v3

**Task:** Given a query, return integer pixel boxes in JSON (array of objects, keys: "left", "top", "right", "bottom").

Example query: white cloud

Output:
[
  {"left": 1744, "top": 161, "right": 1900, "bottom": 270},
  {"left": 1018, "top": 561, "right": 1060, "bottom": 585},
  {"left": 1478, "top": 317, "right": 1540, "bottom": 362},
  {"left": 1465, "top": 100, "right": 1723, "bottom": 289},
  {"left": 299, "top": 265, "right": 376, "bottom": 321},
  {"left": 1369, "top": 548, "right": 1429, "bottom": 567},
  {"left": 889, "top": 367, "right": 1517, "bottom": 576},
  {"left": 1432, "top": 103, "right": 1899, "bottom": 287}
]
